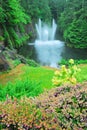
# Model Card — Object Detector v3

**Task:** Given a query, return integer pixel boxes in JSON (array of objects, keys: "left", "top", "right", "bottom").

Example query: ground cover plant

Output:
[
  {"left": 0, "top": 79, "right": 43, "bottom": 100},
  {"left": 34, "top": 82, "right": 87, "bottom": 130},
  {"left": 0, "top": 82, "right": 87, "bottom": 130},
  {"left": 0, "top": 64, "right": 55, "bottom": 100},
  {"left": 0, "top": 60, "right": 87, "bottom": 129},
  {"left": 0, "top": 60, "right": 87, "bottom": 100}
]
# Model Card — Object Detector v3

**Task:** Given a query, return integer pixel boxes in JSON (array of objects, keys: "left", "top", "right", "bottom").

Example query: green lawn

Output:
[
  {"left": 0, "top": 65, "right": 55, "bottom": 100},
  {"left": 76, "top": 64, "right": 87, "bottom": 82},
  {"left": 0, "top": 63, "right": 87, "bottom": 100},
  {"left": 22, "top": 65, "right": 55, "bottom": 89}
]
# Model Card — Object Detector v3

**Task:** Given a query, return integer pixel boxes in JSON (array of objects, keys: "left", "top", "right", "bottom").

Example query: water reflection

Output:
[{"left": 62, "top": 46, "right": 87, "bottom": 60}]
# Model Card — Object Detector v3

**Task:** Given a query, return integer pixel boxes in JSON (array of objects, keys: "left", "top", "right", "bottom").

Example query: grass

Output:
[
  {"left": 0, "top": 64, "right": 55, "bottom": 89},
  {"left": 0, "top": 64, "right": 55, "bottom": 100},
  {"left": 22, "top": 65, "right": 56, "bottom": 89},
  {"left": 76, "top": 64, "right": 87, "bottom": 82},
  {"left": 0, "top": 79, "right": 43, "bottom": 100},
  {"left": 0, "top": 63, "right": 87, "bottom": 100}
]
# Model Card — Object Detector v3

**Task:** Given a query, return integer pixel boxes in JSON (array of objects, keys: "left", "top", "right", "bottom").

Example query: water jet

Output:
[{"left": 34, "top": 19, "right": 64, "bottom": 68}]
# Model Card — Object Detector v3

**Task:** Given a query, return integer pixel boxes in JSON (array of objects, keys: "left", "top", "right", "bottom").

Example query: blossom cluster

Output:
[{"left": 52, "top": 59, "right": 80, "bottom": 86}]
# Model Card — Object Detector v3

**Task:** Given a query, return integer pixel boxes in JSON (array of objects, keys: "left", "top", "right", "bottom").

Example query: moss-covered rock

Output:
[{"left": 0, "top": 44, "right": 39, "bottom": 71}]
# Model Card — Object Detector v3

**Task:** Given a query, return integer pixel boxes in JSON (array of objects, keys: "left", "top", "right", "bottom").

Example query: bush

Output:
[
  {"left": 0, "top": 82, "right": 87, "bottom": 130},
  {"left": 0, "top": 98, "right": 60, "bottom": 130},
  {"left": 52, "top": 59, "right": 80, "bottom": 86},
  {"left": 55, "top": 84, "right": 87, "bottom": 129},
  {"left": 34, "top": 82, "right": 87, "bottom": 130}
]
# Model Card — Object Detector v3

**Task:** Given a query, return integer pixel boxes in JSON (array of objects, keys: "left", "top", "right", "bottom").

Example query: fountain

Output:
[
  {"left": 35, "top": 19, "right": 57, "bottom": 41},
  {"left": 34, "top": 19, "right": 64, "bottom": 68}
]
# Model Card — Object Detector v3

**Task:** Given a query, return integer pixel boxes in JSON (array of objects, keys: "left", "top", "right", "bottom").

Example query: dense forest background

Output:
[{"left": 0, "top": 0, "right": 87, "bottom": 48}]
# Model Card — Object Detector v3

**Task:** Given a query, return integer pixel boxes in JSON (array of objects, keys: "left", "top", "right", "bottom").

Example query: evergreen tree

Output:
[
  {"left": 0, "top": 0, "right": 30, "bottom": 48},
  {"left": 21, "top": 0, "right": 52, "bottom": 23},
  {"left": 59, "top": 0, "right": 87, "bottom": 48}
]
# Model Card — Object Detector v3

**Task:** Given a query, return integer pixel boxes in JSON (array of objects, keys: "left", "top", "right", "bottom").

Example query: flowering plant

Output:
[{"left": 52, "top": 59, "right": 80, "bottom": 86}]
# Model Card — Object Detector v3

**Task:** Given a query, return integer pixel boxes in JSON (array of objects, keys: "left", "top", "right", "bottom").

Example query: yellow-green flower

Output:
[
  {"left": 70, "top": 77, "right": 77, "bottom": 84},
  {"left": 54, "top": 70, "right": 60, "bottom": 75},
  {"left": 61, "top": 65, "right": 67, "bottom": 73},
  {"left": 69, "top": 59, "right": 74, "bottom": 64},
  {"left": 61, "top": 65, "right": 66, "bottom": 69}
]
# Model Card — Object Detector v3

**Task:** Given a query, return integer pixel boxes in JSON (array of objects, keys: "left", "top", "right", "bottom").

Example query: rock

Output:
[
  {"left": 0, "top": 52, "right": 10, "bottom": 71},
  {"left": 0, "top": 44, "right": 10, "bottom": 71},
  {"left": 17, "top": 55, "right": 27, "bottom": 64},
  {"left": 0, "top": 44, "right": 5, "bottom": 51},
  {"left": 4, "top": 47, "right": 17, "bottom": 60},
  {"left": 0, "top": 43, "right": 39, "bottom": 71}
]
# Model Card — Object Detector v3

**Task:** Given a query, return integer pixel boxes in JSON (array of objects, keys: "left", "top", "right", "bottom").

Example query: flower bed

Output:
[{"left": 0, "top": 82, "right": 87, "bottom": 130}]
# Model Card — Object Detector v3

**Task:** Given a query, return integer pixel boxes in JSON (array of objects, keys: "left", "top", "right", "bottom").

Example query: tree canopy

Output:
[
  {"left": 0, "top": 0, "right": 87, "bottom": 48},
  {"left": 0, "top": 0, "right": 30, "bottom": 48},
  {"left": 59, "top": 0, "right": 87, "bottom": 48}
]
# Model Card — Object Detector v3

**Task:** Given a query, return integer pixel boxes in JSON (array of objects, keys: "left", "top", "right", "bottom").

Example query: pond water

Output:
[
  {"left": 19, "top": 19, "right": 87, "bottom": 67},
  {"left": 19, "top": 41, "right": 87, "bottom": 67}
]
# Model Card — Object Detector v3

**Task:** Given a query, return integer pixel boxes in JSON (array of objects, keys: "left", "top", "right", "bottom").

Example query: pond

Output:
[
  {"left": 19, "top": 41, "right": 87, "bottom": 67},
  {"left": 19, "top": 19, "right": 87, "bottom": 67}
]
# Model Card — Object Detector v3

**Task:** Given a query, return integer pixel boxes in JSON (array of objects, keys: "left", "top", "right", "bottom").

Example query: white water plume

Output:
[{"left": 35, "top": 19, "right": 64, "bottom": 68}]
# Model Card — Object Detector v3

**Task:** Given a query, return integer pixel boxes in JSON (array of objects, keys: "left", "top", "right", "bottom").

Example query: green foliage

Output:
[
  {"left": 21, "top": 0, "right": 52, "bottom": 23},
  {"left": 0, "top": 65, "right": 55, "bottom": 100},
  {"left": 76, "top": 65, "right": 87, "bottom": 83},
  {"left": 32, "top": 82, "right": 87, "bottom": 130},
  {"left": 55, "top": 84, "right": 87, "bottom": 129},
  {"left": 8, "top": 0, "right": 29, "bottom": 24},
  {"left": 26, "top": 59, "right": 40, "bottom": 67},
  {"left": 1, "top": 0, "right": 30, "bottom": 25},
  {"left": 48, "top": 0, "right": 66, "bottom": 21},
  {"left": 1, "top": 0, "right": 87, "bottom": 49},
  {"left": 59, "top": 59, "right": 87, "bottom": 83},
  {"left": 64, "top": 20, "right": 87, "bottom": 48},
  {"left": 0, "top": 0, "right": 30, "bottom": 48},
  {"left": 12, "top": 59, "right": 21, "bottom": 67},
  {"left": 59, "top": 0, "right": 87, "bottom": 48},
  {"left": 0, "top": 6, "right": 5, "bottom": 23},
  {"left": 59, "top": 59, "right": 87, "bottom": 66},
  {"left": 0, "top": 36, "right": 4, "bottom": 41},
  {"left": 22, "top": 66, "right": 55, "bottom": 89},
  {"left": 0, "top": 83, "right": 86, "bottom": 129},
  {"left": 52, "top": 59, "right": 80, "bottom": 86},
  {"left": 0, "top": 98, "right": 59, "bottom": 129},
  {"left": 0, "top": 79, "right": 43, "bottom": 100}
]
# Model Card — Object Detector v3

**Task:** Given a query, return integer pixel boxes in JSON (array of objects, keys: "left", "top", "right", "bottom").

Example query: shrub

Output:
[
  {"left": 0, "top": 98, "right": 60, "bottom": 130},
  {"left": 55, "top": 84, "right": 87, "bottom": 129},
  {"left": 0, "top": 82, "right": 87, "bottom": 130},
  {"left": 34, "top": 82, "right": 87, "bottom": 130},
  {"left": 52, "top": 59, "right": 80, "bottom": 86}
]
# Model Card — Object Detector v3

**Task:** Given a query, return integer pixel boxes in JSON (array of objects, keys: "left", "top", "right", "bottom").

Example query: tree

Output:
[
  {"left": 0, "top": 0, "right": 30, "bottom": 48},
  {"left": 48, "top": 0, "right": 66, "bottom": 21},
  {"left": 59, "top": 0, "right": 87, "bottom": 48},
  {"left": 21, "top": 0, "right": 52, "bottom": 23}
]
